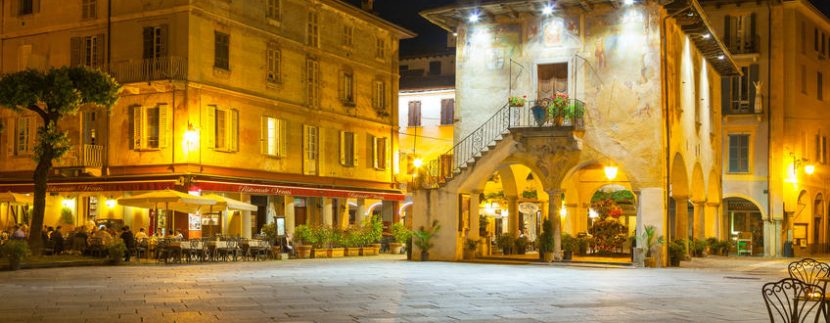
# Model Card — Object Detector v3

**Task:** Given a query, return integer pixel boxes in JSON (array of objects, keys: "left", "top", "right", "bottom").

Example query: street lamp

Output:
[{"left": 788, "top": 152, "right": 815, "bottom": 182}]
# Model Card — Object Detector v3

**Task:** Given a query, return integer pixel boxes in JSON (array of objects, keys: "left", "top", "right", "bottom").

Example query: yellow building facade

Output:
[{"left": 0, "top": 0, "right": 413, "bottom": 238}]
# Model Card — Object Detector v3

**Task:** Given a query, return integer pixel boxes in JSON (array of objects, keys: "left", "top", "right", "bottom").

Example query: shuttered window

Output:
[
  {"left": 373, "top": 81, "right": 385, "bottom": 111},
  {"left": 408, "top": 101, "right": 421, "bottom": 127},
  {"left": 343, "top": 24, "right": 353, "bottom": 47},
  {"left": 266, "top": 0, "right": 280, "bottom": 20},
  {"left": 440, "top": 99, "right": 454, "bottom": 125},
  {"left": 70, "top": 34, "right": 105, "bottom": 68},
  {"left": 82, "top": 0, "right": 96, "bottom": 19},
  {"left": 340, "top": 71, "right": 354, "bottom": 104},
  {"left": 214, "top": 31, "right": 230, "bottom": 70},
  {"left": 375, "top": 37, "right": 385, "bottom": 59},
  {"left": 340, "top": 131, "right": 356, "bottom": 167},
  {"left": 728, "top": 134, "right": 750, "bottom": 173},
  {"left": 130, "top": 104, "right": 170, "bottom": 150},
  {"left": 303, "top": 125, "right": 319, "bottom": 175},
  {"left": 14, "top": 117, "right": 33, "bottom": 156},
  {"left": 306, "top": 58, "right": 319, "bottom": 107},
  {"left": 307, "top": 11, "right": 319, "bottom": 47},
  {"left": 143, "top": 25, "right": 168, "bottom": 60},
  {"left": 261, "top": 116, "right": 287, "bottom": 157},
  {"left": 819, "top": 72, "right": 824, "bottom": 101},
  {"left": 373, "top": 136, "right": 387, "bottom": 170},
  {"left": 204, "top": 105, "right": 238, "bottom": 152},
  {"left": 266, "top": 43, "right": 281, "bottom": 84}
]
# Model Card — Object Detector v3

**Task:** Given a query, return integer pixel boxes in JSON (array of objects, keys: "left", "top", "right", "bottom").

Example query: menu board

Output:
[
  {"left": 276, "top": 217, "right": 286, "bottom": 236},
  {"left": 189, "top": 214, "right": 202, "bottom": 231}
]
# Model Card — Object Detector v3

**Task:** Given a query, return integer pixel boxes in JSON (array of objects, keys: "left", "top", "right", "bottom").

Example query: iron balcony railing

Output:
[
  {"left": 55, "top": 144, "right": 103, "bottom": 168},
  {"left": 109, "top": 56, "right": 187, "bottom": 84},
  {"left": 417, "top": 98, "right": 585, "bottom": 188}
]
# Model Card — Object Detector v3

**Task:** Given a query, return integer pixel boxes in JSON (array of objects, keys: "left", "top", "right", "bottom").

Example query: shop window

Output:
[
  {"left": 441, "top": 99, "right": 454, "bottom": 125},
  {"left": 205, "top": 105, "right": 238, "bottom": 152},
  {"left": 728, "top": 134, "right": 750, "bottom": 173},
  {"left": 407, "top": 101, "right": 421, "bottom": 127},
  {"left": 261, "top": 116, "right": 286, "bottom": 157},
  {"left": 214, "top": 31, "right": 229, "bottom": 70},
  {"left": 340, "top": 131, "right": 356, "bottom": 167}
]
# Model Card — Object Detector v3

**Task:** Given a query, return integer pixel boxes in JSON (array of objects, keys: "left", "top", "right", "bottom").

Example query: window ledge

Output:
[
  {"left": 213, "top": 67, "right": 231, "bottom": 79},
  {"left": 266, "top": 18, "right": 281, "bottom": 27},
  {"left": 134, "top": 148, "right": 161, "bottom": 152},
  {"left": 212, "top": 148, "right": 236, "bottom": 154}
]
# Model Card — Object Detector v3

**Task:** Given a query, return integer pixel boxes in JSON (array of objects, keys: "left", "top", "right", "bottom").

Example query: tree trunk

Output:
[{"left": 28, "top": 130, "right": 55, "bottom": 256}]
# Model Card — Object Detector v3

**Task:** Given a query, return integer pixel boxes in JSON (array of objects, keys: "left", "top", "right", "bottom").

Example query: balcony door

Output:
[
  {"left": 82, "top": 110, "right": 99, "bottom": 146},
  {"left": 537, "top": 62, "right": 569, "bottom": 100}
]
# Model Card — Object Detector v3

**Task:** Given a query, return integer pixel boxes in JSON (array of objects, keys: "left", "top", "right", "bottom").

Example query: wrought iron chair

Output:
[
  {"left": 762, "top": 278, "right": 827, "bottom": 323},
  {"left": 789, "top": 258, "right": 830, "bottom": 286}
]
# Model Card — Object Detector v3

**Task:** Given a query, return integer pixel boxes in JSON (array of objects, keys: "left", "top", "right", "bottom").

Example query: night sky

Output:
[{"left": 351, "top": 0, "right": 830, "bottom": 56}]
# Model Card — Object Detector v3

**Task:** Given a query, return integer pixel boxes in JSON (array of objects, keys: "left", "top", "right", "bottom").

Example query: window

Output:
[
  {"left": 373, "top": 136, "right": 387, "bottom": 170},
  {"left": 131, "top": 104, "right": 169, "bottom": 150},
  {"left": 214, "top": 31, "right": 230, "bottom": 70},
  {"left": 802, "top": 22, "right": 807, "bottom": 54},
  {"left": 18, "top": 0, "right": 33, "bottom": 15},
  {"left": 266, "top": 0, "right": 280, "bottom": 20},
  {"left": 343, "top": 24, "right": 353, "bottom": 47},
  {"left": 441, "top": 99, "right": 455, "bottom": 125},
  {"left": 303, "top": 125, "right": 319, "bottom": 175},
  {"left": 824, "top": 136, "right": 828, "bottom": 165},
  {"left": 373, "top": 81, "right": 385, "bottom": 111},
  {"left": 429, "top": 61, "right": 442, "bottom": 75},
  {"left": 340, "top": 71, "right": 354, "bottom": 104},
  {"left": 728, "top": 134, "right": 750, "bottom": 173},
  {"left": 375, "top": 37, "right": 385, "bottom": 59},
  {"left": 307, "top": 11, "right": 319, "bottom": 47},
  {"left": 819, "top": 72, "right": 824, "bottom": 101},
  {"left": 266, "top": 43, "right": 281, "bottom": 84},
  {"left": 408, "top": 101, "right": 421, "bottom": 127},
  {"left": 727, "top": 65, "right": 758, "bottom": 113},
  {"left": 340, "top": 131, "right": 357, "bottom": 167},
  {"left": 306, "top": 58, "right": 319, "bottom": 107},
  {"left": 82, "top": 0, "right": 96, "bottom": 19},
  {"left": 70, "top": 34, "right": 104, "bottom": 67},
  {"left": 143, "top": 25, "right": 168, "bottom": 60},
  {"left": 205, "top": 105, "right": 238, "bottom": 152},
  {"left": 802, "top": 65, "right": 808, "bottom": 94},
  {"left": 261, "top": 116, "right": 286, "bottom": 157},
  {"left": 14, "top": 117, "right": 33, "bottom": 156},
  {"left": 723, "top": 14, "right": 756, "bottom": 54}
]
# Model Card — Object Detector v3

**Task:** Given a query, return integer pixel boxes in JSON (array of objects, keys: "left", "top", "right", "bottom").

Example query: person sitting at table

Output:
[
  {"left": 94, "top": 225, "right": 113, "bottom": 245},
  {"left": 172, "top": 230, "right": 184, "bottom": 240},
  {"left": 52, "top": 226, "right": 65, "bottom": 254},
  {"left": 154, "top": 228, "right": 164, "bottom": 238},
  {"left": 12, "top": 225, "right": 26, "bottom": 240},
  {"left": 134, "top": 227, "right": 148, "bottom": 241},
  {"left": 120, "top": 226, "right": 135, "bottom": 262}
]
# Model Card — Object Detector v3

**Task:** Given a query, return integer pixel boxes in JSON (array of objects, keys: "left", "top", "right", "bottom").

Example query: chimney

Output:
[{"left": 361, "top": 0, "right": 374, "bottom": 12}]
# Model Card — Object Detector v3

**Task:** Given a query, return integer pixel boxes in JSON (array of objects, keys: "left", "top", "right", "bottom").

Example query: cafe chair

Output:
[
  {"left": 789, "top": 258, "right": 830, "bottom": 286},
  {"left": 762, "top": 278, "right": 827, "bottom": 323}
]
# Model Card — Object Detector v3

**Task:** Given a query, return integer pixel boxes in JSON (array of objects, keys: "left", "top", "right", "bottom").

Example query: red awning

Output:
[
  {"left": 194, "top": 180, "right": 405, "bottom": 201},
  {"left": 0, "top": 180, "right": 177, "bottom": 193}
]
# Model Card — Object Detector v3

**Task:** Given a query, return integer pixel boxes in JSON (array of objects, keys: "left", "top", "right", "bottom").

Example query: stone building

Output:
[
  {"left": 412, "top": 0, "right": 738, "bottom": 264},
  {"left": 0, "top": 0, "right": 413, "bottom": 238},
  {"left": 700, "top": 0, "right": 830, "bottom": 257}
]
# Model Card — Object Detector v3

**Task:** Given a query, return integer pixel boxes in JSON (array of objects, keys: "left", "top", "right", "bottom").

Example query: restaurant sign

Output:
[
  {"left": 0, "top": 181, "right": 177, "bottom": 193},
  {"left": 196, "top": 181, "right": 405, "bottom": 201}
]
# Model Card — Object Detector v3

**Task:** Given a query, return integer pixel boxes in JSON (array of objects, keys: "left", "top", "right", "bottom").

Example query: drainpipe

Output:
[
  {"left": 766, "top": 0, "right": 776, "bottom": 256},
  {"left": 662, "top": 2, "right": 691, "bottom": 245},
  {"left": 103, "top": 0, "right": 112, "bottom": 176}
]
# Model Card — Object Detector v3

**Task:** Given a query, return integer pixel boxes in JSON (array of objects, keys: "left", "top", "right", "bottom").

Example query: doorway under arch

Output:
[{"left": 723, "top": 197, "right": 764, "bottom": 256}]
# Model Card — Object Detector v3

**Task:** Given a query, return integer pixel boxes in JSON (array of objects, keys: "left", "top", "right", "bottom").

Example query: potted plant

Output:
[
  {"left": 717, "top": 239, "right": 731, "bottom": 256},
  {"left": 343, "top": 226, "right": 361, "bottom": 256},
  {"left": 363, "top": 215, "right": 383, "bottom": 256},
  {"left": 508, "top": 95, "right": 527, "bottom": 107},
  {"left": 311, "top": 225, "right": 330, "bottom": 258},
  {"left": 561, "top": 233, "right": 577, "bottom": 261},
  {"left": 549, "top": 93, "right": 569, "bottom": 126},
  {"left": 521, "top": 189, "right": 538, "bottom": 199},
  {"left": 412, "top": 220, "right": 441, "bottom": 261},
  {"left": 496, "top": 234, "right": 515, "bottom": 255},
  {"left": 107, "top": 239, "right": 127, "bottom": 265},
  {"left": 514, "top": 236, "right": 529, "bottom": 255},
  {"left": 328, "top": 229, "right": 345, "bottom": 258},
  {"left": 539, "top": 219, "right": 555, "bottom": 262},
  {"left": 531, "top": 100, "right": 548, "bottom": 127},
  {"left": 391, "top": 223, "right": 411, "bottom": 255},
  {"left": 641, "top": 225, "right": 664, "bottom": 268},
  {"left": 690, "top": 239, "right": 706, "bottom": 257},
  {"left": 669, "top": 239, "right": 687, "bottom": 267},
  {"left": 1, "top": 240, "right": 31, "bottom": 271},
  {"left": 293, "top": 225, "right": 313, "bottom": 259},
  {"left": 463, "top": 239, "right": 477, "bottom": 259}
]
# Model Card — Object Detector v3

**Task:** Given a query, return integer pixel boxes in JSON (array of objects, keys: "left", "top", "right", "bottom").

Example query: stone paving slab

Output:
[{"left": 0, "top": 256, "right": 784, "bottom": 322}]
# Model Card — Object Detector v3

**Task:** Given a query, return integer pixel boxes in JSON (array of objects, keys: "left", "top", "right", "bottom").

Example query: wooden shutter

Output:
[
  {"left": 351, "top": 132, "right": 358, "bottom": 167},
  {"left": 279, "top": 119, "right": 287, "bottom": 157},
  {"left": 750, "top": 13, "right": 756, "bottom": 50},
  {"left": 230, "top": 109, "right": 239, "bottom": 152},
  {"left": 721, "top": 77, "right": 731, "bottom": 114},
  {"left": 95, "top": 33, "right": 105, "bottom": 67},
  {"left": 370, "top": 134, "right": 377, "bottom": 169},
  {"left": 159, "top": 24, "right": 169, "bottom": 58},
  {"left": 817, "top": 134, "right": 822, "bottom": 162},
  {"left": 131, "top": 106, "right": 142, "bottom": 149},
  {"left": 723, "top": 16, "right": 731, "bottom": 49},
  {"left": 339, "top": 130, "right": 346, "bottom": 165},
  {"left": 70, "top": 37, "right": 82, "bottom": 66},
  {"left": 748, "top": 64, "right": 759, "bottom": 111},
  {"left": 158, "top": 104, "right": 170, "bottom": 148},
  {"left": 205, "top": 105, "right": 216, "bottom": 149},
  {"left": 142, "top": 27, "right": 154, "bottom": 60},
  {"left": 260, "top": 116, "right": 268, "bottom": 155}
]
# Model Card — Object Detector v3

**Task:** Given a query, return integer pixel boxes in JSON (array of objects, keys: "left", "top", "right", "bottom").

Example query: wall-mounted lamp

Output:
[
  {"left": 542, "top": 4, "right": 554, "bottom": 15},
  {"left": 183, "top": 123, "right": 200, "bottom": 154},
  {"left": 105, "top": 198, "right": 116, "bottom": 209},
  {"left": 788, "top": 152, "right": 815, "bottom": 183},
  {"left": 468, "top": 12, "right": 480, "bottom": 23},
  {"left": 604, "top": 165, "right": 619, "bottom": 181}
]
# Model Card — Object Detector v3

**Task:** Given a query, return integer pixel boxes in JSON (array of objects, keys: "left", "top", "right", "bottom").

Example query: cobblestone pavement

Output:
[{"left": 0, "top": 255, "right": 781, "bottom": 322}]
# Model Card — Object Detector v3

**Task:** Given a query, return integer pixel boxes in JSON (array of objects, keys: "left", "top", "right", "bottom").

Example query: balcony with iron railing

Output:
[
  {"left": 109, "top": 56, "right": 187, "bottom": 84},
  {"left": 725, "top": 34, "right": 760, "bottom": 56},
  {"left": 54, "top": 144, "right": 103, "bottom": 169},
  {"left": 415, "top": 98, "right": 585, "bottom": 188}
]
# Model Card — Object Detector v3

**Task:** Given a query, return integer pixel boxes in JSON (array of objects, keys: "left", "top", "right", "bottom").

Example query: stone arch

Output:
[
  {"left": 669, "top": 153, "right": 691, "bottom": 241},
  {"left": 691, "top": 163, "right": 706, "bottom": 202},
  {"left": 670, "top": 153, "right": 690, "bottom": 199},
  {"left": 722, "top": 194, "right": 767, "bottom": 219}
]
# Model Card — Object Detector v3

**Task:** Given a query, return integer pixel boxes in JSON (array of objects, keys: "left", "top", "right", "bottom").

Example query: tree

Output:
[{"left": 0, "top": 67, "right": 120, "bottom": 255}]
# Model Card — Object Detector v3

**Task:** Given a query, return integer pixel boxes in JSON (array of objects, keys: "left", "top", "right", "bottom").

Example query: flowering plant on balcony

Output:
[{"left": 508, "top": 95, "right": 527, "bottom": 107}]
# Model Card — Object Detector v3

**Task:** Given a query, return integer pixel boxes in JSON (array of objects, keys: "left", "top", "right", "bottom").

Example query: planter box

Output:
[
  {"left": 344, "top": 247, "right": 360, "bottom": 257},
  {"left": 312, "top": 248, "right": 328, "bottom": 259},
  {"left": 296, "top": 245, "right": 312, "bottom": 259},
  {"left": 328, "top": 248, "right": 345, "bottom": 258},
  {"left": 360, "top": 246, "right": 378, "bottom": 256}
]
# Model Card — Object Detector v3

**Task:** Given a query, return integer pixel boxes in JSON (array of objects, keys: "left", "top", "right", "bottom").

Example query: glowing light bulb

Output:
[
  {"left": 604, "top": 166, "right": 619, "bottom": 181},
  {"left": 805, "top": 164, "right": 816, "bottom": 175},
  {"left": 542, "top": 5, "right": 553, "bottom": 15},
  {"left": 468, "top": 12, "right": 480, "bottom": 23},
  {"left": 624, "top": 0, "right": 634, "bottom": 5},
  {"left": 413, "top": 158, "right": 423, "bottom": 168}
]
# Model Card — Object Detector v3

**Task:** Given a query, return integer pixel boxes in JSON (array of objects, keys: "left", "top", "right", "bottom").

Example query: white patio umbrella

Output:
[
  {"left": 117, "top": 189, "right": 217, "bottom": 234},
  {"left": 0, "top": 192, "right": 33, "bottom": 229},
  {"left": 197, "top": 194, "right": 258, "bottom": 237}
]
